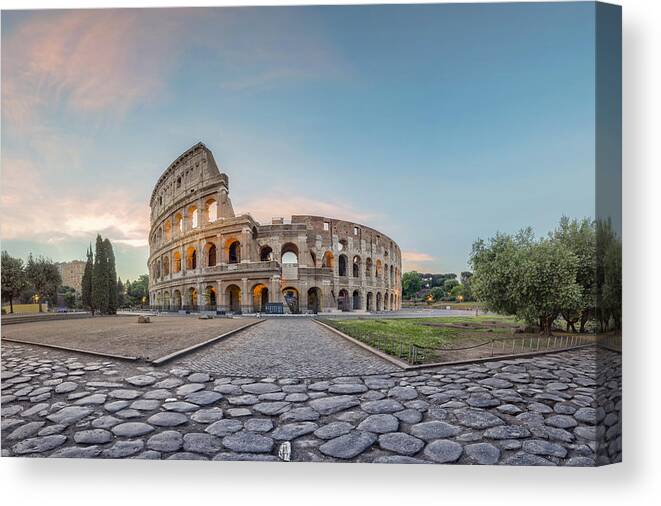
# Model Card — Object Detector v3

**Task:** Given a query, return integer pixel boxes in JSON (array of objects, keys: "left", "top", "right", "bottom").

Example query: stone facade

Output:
[
  {"left": 148, "top": 142, "right": 401, "bottom": 314},
  {"left": 56, "top": 260, "right": 86, "bottom": 294}
]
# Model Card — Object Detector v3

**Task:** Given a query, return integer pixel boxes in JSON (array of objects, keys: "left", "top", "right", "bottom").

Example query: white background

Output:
[{"left": 0, "top": 0, "right": 658, "bottom": 504}]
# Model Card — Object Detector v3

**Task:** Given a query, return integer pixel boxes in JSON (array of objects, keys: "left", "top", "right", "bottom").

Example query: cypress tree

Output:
[
  {"left": 81, "top": 244, "right": 94, "bottom": 312},
  {"left": 105, "top": 238, "right": 118, "bottom": 314},
  {"left": 92, "top": 234, "right": 109, "bottom": 313}
]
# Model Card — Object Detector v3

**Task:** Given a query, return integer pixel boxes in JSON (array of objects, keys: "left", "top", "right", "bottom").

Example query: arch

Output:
[
  {"left": 366, "top": 292, "right": 374, "bottom": 312},
  {"left": 205, "top": 286, "right": 217, "bottom": 308},
  {"left": 189, "top": 287, "right": 198, "bottom": 309},
  {"left": 155, "top": 260, "right": 161, "bottom": 279},
  {"left": 252, "top": 283, "right": 269, "bottom": 313},
  {"left": 376, "top": 259, "right": 383, "bottom": 278},
  {"left": 307, "top": 287, "right": 321, "bottom": 313},
  {"left": 384, "top": 291, "right": 390, "bottom": 310},
  {"left": 352, "top": 290, "right": 361, "bottom": 310},
  {"left": 225, "top": 284, "right": 241, "bottom": 313},
  {"left": 376, "top": 292, "right": 383, "bottom": 311},
  {"left": 228, "top": 240, "right": 241, "bottom": 264},
  {"left": 352, "top": 255, "right": 361, "bottom": 278},
  {"left": 173, "top": 251, "right": 182, "bottom": 273},
  {"left": 162, "top": 256, "right": 170, "bottom": 276},
  {"left": 337, "top": 288, "right": 350, "bottom": 311},
  {"left": 322, "top": 251, "right": 334, "bottom": 269},
  {"left": 338, "top": 238, "right": 348, "bottom": 252},
  {"left": 175, "top": 213, "right": 183, "bottom": 234},
  {"left": 281, "top": 242, "right": 299, "bottom": 264},
  {"left": 260, "top": 245, "right": 273, "bottom": 262},
  {"left": 205, "top": 198, "right": 218, "bottom": 223},
  {"left": 365, "top": 258, "right": 373, "bottom": 278},
  {"left": 164, "top": 221, "right": 171, "bottom": 241},
  {"left": 204, "top": 242, "right": 217, "bottom": 267},
  {"left": 282, "top": 287, "right": 300, "bottom": 314},
  {"left": 188, "top": 205, "right": 199, "bottom": 229},
  {"left": 390, "top": 293, "right": 395, "bottom": 311},
  {"left": 163, "top": 291, "right": 171, "bottom": 310},
  {"left": 173, "top": 290, "right": 182, "bottom": 310},
  {"left": 186, "top": 246, "right": 197, "bottom": 270},
  {"left": 390, "top": 264, "right": 394, "bottom": 284},
  {"left": 156, "top": 228, "right": 162, "bottom": 245},
  {"left": 338, "top": 254, "right": 348, "bottom": 277}
]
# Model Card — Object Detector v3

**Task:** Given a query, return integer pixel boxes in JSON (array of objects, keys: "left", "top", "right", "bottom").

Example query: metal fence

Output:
[{"left": 359, "top": 333, "right": 594, "bottom": 365}]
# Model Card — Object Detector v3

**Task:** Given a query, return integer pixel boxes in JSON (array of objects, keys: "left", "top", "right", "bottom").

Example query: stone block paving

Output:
[
  {"left": 1, "top": 341, "right": 621, "bottom": 465},
  {"left": 170, "top": 319, "right": 399, "bottom": 377}
]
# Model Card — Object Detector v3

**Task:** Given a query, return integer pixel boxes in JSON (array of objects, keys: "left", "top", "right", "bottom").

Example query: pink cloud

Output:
[
  {"left": 0, "top": 157, "right": 149, "bottom": 247},
  {"left": 2, "top": 9, "right": 192, "bottom": 128}
]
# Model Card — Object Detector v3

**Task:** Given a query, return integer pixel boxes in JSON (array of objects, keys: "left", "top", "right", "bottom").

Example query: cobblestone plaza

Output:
[{"left": 1, "top": 318, "right": 621, "bottom": 465}]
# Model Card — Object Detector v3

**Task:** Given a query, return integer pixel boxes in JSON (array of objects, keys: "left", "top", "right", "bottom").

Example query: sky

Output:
[{"left": 1, "top": 3, "right": 598, "bottom": 281}]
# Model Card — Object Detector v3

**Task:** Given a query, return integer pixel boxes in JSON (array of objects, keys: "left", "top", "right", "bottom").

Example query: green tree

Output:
[
  {"left": 402, "top": 271, "right": 423, "bottom": 299},
  {"left": 117, "top": 278, "right": 125, "bottom": 308},
  {"left": 450, "top": 284, "right": 465, "bottom": 299},
  {"left": 551, "top": 217, "right": 596, "bottom": 332},
  {"left": 81, "top": 245, "right": 94, "bottom": 312},
  {"left": 1, "top": 250, "right": 27, "bottom": 313},
  {"left": 92, "top": 235, "right": 109, "bottom": 313},
  {"left": 460, "top": 271, "right": 473, "bottom": 300},
  {"left": 24, "top": 254, "right": 62, "bottom": 312},
  {"left": 444, "top": 278, "right": 460, "bottom": 293},
  {"left": 430, "top": 286, "right": 445, "bottom": 302},
  {"left": 596, "top": 219, "right": 622, "bottom": 331},
  {"left": 104, "top": 238, "right": 118, "bottom": 314}
]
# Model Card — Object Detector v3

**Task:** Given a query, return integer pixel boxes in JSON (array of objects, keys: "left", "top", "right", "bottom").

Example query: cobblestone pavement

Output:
[
  {"left": 1, "top": 342, "right": 621, "bottom": 465},
  {"left": 169, "top": 319, "right": 399, "bottom": 377}
]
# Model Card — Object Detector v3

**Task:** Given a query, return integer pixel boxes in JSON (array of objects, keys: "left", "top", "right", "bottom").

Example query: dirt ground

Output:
[{"left": 1, "top": 315, "right": 258, "bottom": 362}]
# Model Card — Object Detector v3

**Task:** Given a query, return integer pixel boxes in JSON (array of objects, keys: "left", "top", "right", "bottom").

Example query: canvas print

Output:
[{"left": 0, "top": 2, "right": 621, "bottom": 466}]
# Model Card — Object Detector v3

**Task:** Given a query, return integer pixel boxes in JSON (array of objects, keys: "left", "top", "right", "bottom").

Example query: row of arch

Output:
[
  {"left": 153, "top": 239, "right": 242, "bottom": 279},
  {"left": 323, "top": 252, "right": 399, "bottom": 284},
  {"left": 152, "top": 284, "right": 398, "bottom": 313},
  {"left": 152, "top": 198, "right": 219, "bottom": 247}
]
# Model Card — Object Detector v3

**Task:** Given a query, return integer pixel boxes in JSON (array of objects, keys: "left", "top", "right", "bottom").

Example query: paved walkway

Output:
[
  {"left": 1, "top": 342, "right": 621, "bottom": 465},
  {"left": 169, "top": 319, "right": 399, "bottom": 377}
]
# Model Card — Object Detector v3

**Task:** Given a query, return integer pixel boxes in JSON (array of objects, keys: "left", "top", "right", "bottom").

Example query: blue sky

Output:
[{"left": 1, "top": 3, "right": 597, "bottom": 281}]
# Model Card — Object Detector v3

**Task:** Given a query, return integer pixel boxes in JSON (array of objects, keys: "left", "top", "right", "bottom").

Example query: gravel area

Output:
[{"left": 1, "top": 315, "right": 259, "bottom": 362}]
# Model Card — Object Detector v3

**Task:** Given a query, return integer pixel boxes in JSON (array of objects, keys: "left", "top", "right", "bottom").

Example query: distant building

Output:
[{"left": 56, "top": 260, "right": 86, "bottom": 294}]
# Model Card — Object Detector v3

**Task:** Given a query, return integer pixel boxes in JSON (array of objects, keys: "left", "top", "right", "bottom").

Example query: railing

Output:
[
  {"left": 149, "top": 303, "right": 290, "bottom": 315},
  {"left": 341, "top": 331, "right": 594, "bottom": 365}
]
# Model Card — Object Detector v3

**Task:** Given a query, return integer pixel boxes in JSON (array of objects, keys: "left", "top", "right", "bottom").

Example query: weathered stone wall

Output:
[{"left": 148, "top": 143, "right": 401, "bottom": 313}]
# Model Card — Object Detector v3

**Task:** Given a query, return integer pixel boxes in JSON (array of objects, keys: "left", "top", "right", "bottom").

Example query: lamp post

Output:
[{"left": 33, "top": 294, "right": 41, "bottom": 313}]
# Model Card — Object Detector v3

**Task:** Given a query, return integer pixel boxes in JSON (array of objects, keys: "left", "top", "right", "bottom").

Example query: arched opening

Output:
[
  {"left": 163, "top": 291, "right": 171, "bottom": 310},
  {"left": 186, "top": 246, "right": 197, "bottom": 270},
  {"left": 165, "top": 221, "right": 171, "bottom": 241},
  {"left": 366, "top": 258, "right": 373, "bottom": 278},
  {"left": 338, "top": 254, "right": 348, "bottom": 277},
  {"left": 175, "top": 213, "right": 183, "bottom": 234},
  {"left": 338, "top": 239, "right": 347, "bottom": 252},
  {"left": 163, "top": 256, "right": 170, "bottom": 276},
  {"left": 282, "top": 287, "right": 299, "bottom": 314},
  {"left": 155, "top": 260, "right": 161, "bottom": 279},
  {"left": 205, "top": 286, "right": 217, "bottom": 308},
  {"left": 384, "top": 292, "right": 390, "bottom": 310},
  {"left": 226, "top": 284, "right": 241, "bottom": 313},
  {"left": 252, "top": 284, "right": 269, "bottom": 313},
  {"left": 281, "top": 243, "right": 299, "bottom": 264},
  {"left": 352, "top": 290, "right": 361, "bottom": 310},
  {"left": 376, "top": 259, "right": 383, "bottom": 278},
  {"left": 189, "top": 287, "right": 198, "bottom": 309},
  {"left": 260, "top": 246, "right": 273, "bottom": 262},
  {"left": 188, "top": 205, "right": 199, "bottom": 229},
  {"left": 376, "top": 292, "right": 383, "bottom": 311},
  {"left": 228, "top": 240, "right": 241, "bottom": 264},
  {"left": 173, "top": 290, "right": 182, "bottom": 310},
  {"left": 390, "top": 293, "right": 395, "bottom": 311},
  {"left": 206, "top": 198, "right": 218, "bottom": 223},
  {"left": 390, "top": 265, "right": 394, "bottom": 285},
  {"left": 338, "top": 289, "right": 350, "bottom": 311},
  {"left": 156, "top": 228, "right": 162, "bottom": 245},
  {"left": 204, "top": 243, "right": 217, "bottom": 267},
  {"left": 173, "top": 251, "right": 182, "bottom": 273},
  {"left": 366, "top": 292, "right": 374, "bottom": 312},
  {"left": 322, "top": 251, "right": 334, "bottom": 269},
  {"left": 352, "top": 256, "right": 361, "bottom": 278},
  {"left": 307, "top": 287, "right": 321, "bottom": 313}
]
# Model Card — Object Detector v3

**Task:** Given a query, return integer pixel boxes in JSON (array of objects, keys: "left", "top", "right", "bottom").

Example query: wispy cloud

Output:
[
  {"left": 235, "top": 191, "right": 379, "bottom": 226},
  {"left": 0, "top": 157, "right": 149, "bottom": 247}
]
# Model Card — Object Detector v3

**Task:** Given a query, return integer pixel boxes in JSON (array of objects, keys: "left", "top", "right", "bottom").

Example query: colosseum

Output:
[{"left": 148, "top": 142, "right": 401, "bottom": 314}]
